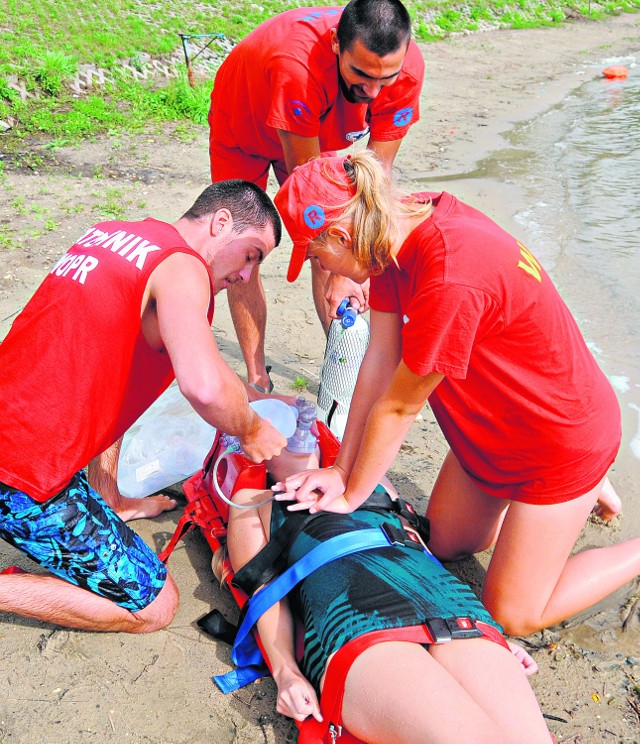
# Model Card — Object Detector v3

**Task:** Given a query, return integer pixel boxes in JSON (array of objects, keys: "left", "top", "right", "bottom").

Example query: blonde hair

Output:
[
  {"left": 315, "top": 150, "right": 431, "bottom": 274},
  {"left": 211, "top": 540, "right": 232, "bottom": 587}
]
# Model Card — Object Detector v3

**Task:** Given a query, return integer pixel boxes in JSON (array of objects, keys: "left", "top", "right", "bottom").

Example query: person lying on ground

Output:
[{"left": 215, "top": 446, "right": 553, "bottom": 744}]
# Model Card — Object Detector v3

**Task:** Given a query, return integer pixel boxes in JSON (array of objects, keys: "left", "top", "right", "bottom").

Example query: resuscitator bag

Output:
[
  {"left": 117, "top": 387, "right": 297, "bottom": 498},
  {"left": 248, "top": 398, "right": 297, "bottom": 438},
  {"left": 117, "top": 383, "right": 217, "bottom": 498}
]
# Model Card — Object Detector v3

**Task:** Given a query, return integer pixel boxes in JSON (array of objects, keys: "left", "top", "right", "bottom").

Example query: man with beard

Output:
[{"left": 208, "top": 0, "right": 424, "bottom": 393}]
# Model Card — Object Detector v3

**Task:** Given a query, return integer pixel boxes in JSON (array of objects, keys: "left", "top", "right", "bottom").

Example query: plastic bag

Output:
[{"left": 117, "top": 383, "right": 217, "bottom": 498}]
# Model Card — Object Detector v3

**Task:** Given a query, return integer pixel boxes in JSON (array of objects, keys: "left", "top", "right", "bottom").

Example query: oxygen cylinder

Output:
[
  {"left": 317, "top": 308, "right": 370, "bottom": 440},
  {"left": 336, "top": 298, "right": 357, "bottom": 328}
]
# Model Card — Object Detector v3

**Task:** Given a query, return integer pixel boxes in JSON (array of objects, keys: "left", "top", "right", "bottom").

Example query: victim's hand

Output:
[
  {"left": 274, "top": 667, "right": 323, "bottom": 723},
  {"left": 507, "top": 641, "right": 539, "bottom": 677}
]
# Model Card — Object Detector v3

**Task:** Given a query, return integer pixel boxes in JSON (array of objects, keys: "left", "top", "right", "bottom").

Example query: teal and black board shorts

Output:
[{"left": 0, "top": 471, "right": 166, "bottom": 611}]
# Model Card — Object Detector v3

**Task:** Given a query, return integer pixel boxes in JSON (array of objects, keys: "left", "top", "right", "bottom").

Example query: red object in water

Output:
[{"left": 602, "top": 66, "right": 629, "bottom": 79}]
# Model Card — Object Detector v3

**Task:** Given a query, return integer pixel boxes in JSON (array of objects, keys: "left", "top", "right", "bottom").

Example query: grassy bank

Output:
[{"left": 0, "top": 0, "right": 638, "bottom": 147}]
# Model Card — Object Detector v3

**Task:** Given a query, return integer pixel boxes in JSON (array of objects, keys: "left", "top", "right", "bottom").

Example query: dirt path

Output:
[{"left": 1, "top": 12, "right": 639, "bottom": 743}]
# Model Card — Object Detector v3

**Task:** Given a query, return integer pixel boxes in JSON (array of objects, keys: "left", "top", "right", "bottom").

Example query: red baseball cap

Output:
[{"left": 274, "top": 155, "right": 356, "bottom": 282}]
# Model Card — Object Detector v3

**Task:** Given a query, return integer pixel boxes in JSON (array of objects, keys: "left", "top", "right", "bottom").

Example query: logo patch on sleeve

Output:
[
  {"left": 393, "top": 107, "right": 414, "bottom": 127},
  {"left": 286, "top": 100, "right": 312, "bottom": 125}
]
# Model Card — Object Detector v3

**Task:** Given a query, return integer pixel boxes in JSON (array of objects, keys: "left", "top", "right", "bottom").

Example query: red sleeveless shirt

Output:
[{"left": 0, "top": 218, "right": 214, "bottom": 501}]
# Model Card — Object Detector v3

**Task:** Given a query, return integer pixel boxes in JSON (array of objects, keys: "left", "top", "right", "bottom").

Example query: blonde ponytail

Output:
[{"left": 317, "top": 150, "right": 430, "bottom": 274}]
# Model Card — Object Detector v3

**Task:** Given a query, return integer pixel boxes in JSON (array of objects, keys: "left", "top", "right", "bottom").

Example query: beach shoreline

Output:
[{"left": 1, "top": 13, "right": 640, "bottom": 742}]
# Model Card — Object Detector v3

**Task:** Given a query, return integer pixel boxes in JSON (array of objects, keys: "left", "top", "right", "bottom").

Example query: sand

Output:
[{"left": 1, "top": 12, "right": 640, "bottom": 743}]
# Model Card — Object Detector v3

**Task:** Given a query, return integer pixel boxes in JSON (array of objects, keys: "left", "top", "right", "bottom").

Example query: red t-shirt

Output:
[
  {"left": 210, "top": 6, "right": 424, "bottom": 159},
  {"left": 0, "top": 218, "right": 215, "bottom": 502},
  {"left": 370, "top": 193, "right": 621, "bottom": 504}
]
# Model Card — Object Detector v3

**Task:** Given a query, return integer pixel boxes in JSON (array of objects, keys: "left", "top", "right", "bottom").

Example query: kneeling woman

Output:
[
  {"left": 219, "top": 449, "right": 552, "bottom": 744},
  {"left": 272, "top": 151, "right": 639, "bottom": 638}
]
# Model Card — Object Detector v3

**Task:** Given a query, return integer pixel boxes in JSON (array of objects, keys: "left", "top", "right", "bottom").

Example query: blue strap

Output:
[
  {"left": 214, "top": 525, "right": 429, "bottom": 693},
  {"left": 214, "top": 664, "right": 267, "bottom": 694},
  {"left": 234, "top": 527, "right": 420, "bottom": 665}
]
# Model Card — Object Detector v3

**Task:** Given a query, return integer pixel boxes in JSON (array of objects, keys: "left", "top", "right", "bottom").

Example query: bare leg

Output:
[
  {"left": 227, "top": 267, "right": 271, "bottom": 390},
  {"left": 341, "top": 640, "right": 550, "bottom": 744},
  {"left": 430, "top": 638, "right": 551, "bottom": 741},
  {"left": 427, "top": 451, "right": 640, "bottom": 635},
  {"left": 483, "top": 481, "right": 640, "bottom": 635},
  {"left": 0, "top": 572, "right": 178, "bottom": 633},
  {"left": 310, "top": 260, "right": 332, "bottom": 336},
  {"left": 88, "top": 444, "right": 177, "bottom": 522},
  {"left": 426, "top": 450, "right": 509, "bottom": 560}
]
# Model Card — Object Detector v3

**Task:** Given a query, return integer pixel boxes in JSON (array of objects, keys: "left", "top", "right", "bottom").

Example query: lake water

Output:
[
  {"left": 505, "top": 66, "right": 640, "bottom": 361},
  {"left": 502, "top": 65, "right": 640, "bottom": 540}
]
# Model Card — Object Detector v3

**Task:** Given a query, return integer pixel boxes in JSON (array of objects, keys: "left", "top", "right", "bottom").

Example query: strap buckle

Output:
[
  {"left": 329, "top": 723, "right": 343, "bottom": 743},
  {"left": 381, "top": 522, "right": 423, "bottom": 551},
  {"left": 394, "top": 498, "right": 431, "bottom": 543},
  {"left": 424, "top": 616, "right": 483, "bottom": 643},
  {"left": 395, "top": 497, "right": 417, "bottom": 518}
]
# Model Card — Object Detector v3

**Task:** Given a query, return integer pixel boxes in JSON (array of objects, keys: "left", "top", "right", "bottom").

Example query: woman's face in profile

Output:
[{"left": 307, "top": 228, "right": 369, "bottom": 284}]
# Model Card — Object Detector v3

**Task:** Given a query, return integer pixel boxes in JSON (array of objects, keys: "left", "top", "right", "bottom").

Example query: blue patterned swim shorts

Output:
[{"left": 0, "top": 471, "right": 166, "bottom": 611}]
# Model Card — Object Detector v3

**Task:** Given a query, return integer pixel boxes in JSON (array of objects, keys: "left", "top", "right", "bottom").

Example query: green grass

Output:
[
  {"left": 92, "top": 187, "right": 133, "bottom": 220},
  {"left": 412, "top": 0, "right": 639, "bottom": 37},
  {"left": 291, "top": 375, "right": 309, "bottom": 392},
  {"left": 0, "top": 0, "right": 638, "bottom": 147}
]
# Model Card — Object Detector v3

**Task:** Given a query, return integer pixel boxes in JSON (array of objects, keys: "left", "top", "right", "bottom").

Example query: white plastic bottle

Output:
[{"left": 317, "top": 312, "right": 370, "bottom": 440}]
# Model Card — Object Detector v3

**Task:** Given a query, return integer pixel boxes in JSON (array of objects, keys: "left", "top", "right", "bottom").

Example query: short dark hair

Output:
[
  {"left": 183, "top": 180, "right": 282, "bottom": 246},
  {"left": 337, "top": 0, "right": 412, "bottom": 56}
]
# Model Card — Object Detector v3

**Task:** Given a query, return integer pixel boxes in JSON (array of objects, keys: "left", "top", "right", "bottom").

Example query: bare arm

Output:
[
  {"left": 276, "top": 310, "right": 443, "bottom": 512},
  {"left": 368, "top": 138, "right": 403, "bottom": 173},
  {"left": 149, "top": 253, "right": 286, "bottom": 462},
  {"left": 274, "top": 309, "right": 403, "bottom": 505},
  {"left": 277, "top": 129, "right": 322, "bottom": 173},
  {"left": 228, "top": 491, "right": 322, "bottom": 722},
  {"left": 334, "top": 309, "right": 404, "bottom": 475},
  {"left": 338, "top": 361, "right": 443, "bottom": 509}
]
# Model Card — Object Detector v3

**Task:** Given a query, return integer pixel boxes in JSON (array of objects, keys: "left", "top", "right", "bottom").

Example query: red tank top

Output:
[{"left": 0, "top": 218, "right": 214, "bottom": 501}]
